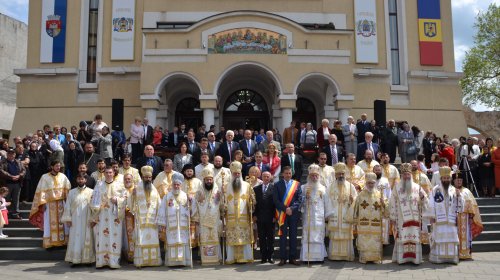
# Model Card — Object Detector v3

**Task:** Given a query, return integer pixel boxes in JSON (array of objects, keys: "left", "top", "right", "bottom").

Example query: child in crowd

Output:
[{"left": 0, "top": 187, "right": 10, "bottom": 238}]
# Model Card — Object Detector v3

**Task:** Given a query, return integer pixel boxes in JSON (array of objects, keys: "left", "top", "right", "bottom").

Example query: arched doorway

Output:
[
  {"left": 175, "top": 98, "right": 203, "bottom": 130},
  {"left": 223, "top": 89, "right": 270, "bottom": 131},
  {"left": 293, "top": 98, "right": 317, "bottom": 128}
]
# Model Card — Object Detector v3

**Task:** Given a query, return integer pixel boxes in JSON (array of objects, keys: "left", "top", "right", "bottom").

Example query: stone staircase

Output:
[{"left": 1, "top": 181, "right": 499, "bottom": 260}]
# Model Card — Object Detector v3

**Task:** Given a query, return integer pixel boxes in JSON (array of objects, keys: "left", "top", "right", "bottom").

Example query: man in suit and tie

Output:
[
  {"left": 136, "top": 145, "right": 164, "bottom": 179},
  {"left": 193, "top": 138, "right": 213, "bottom": 164},
  {"left": 186, "top": 131, "right": 200, "bottom": 157},
  {"left": 245, "top": 151, "right": 270, "bottom": 178},
  {"left": 216, "top": 130, "right": 240, "bottom": 167},
  {"left": 281, "top": 143, "right": 303, "bottom": 182},
  {"left": 239, "top": 129, "right": 259, "bottom": 176},
  {"left": 253, "top": 171, "right": 276, "bottom": 264},
  {"left": 142, "top": 118, "right": 154, "bottom": 146},
  {"left": 322, "top": 134, "right": 345, "bottom": 166},
  {"left": 356, "top": 132, "right": 379, "bottom": 162},
  {"left": 356, "top": 114, "right": 370, "bottom": 144},
  {"left": 207, "top": 132, "right": 220, "bottom": 157},
  {"left": 297, "top": 122, "right": 307, "bottom": 149},
  {"left": 283, "top": 121, "right": 299, "bottom": 146},
  {"left": 273, "top": 166, "right": 302, "bottom": 266}
]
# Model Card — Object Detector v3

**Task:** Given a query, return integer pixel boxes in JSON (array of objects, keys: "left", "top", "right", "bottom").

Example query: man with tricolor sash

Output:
[
  {"left": 273, "top": 166, "right": 302, "bottom": 266},
  {"left": 326, "top": 163, "right": 357, "bottom": 261}
]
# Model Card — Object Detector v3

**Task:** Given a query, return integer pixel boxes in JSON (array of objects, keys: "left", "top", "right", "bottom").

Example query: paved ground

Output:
[{"left": 1, "top": 252, "right": 500, "bottom": 280}]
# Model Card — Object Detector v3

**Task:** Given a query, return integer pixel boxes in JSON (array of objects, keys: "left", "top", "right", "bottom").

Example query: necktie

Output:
[
  {"left": 369, "top": 143, "right": 373, "bottom": 153},
  {"left": 263, "top": 184, "right": 267, "bottom": 193},
  {"left": 332, "top": 145, "right": 338, "bottom": 165},
  {"left": 301, "top": 130, "right": 305, "bottom": 143},
  {"left": 290, "top": 154, "right": 294, "bottom": 175},
  {"left": 247, "top": 140, "right": 251, "bottom": 156},
  {"left": 190, "top": 142, "right": 194, "bottom": 152},
  {"left": 228, "top": 142, "right": 232, "bottom": 162}
]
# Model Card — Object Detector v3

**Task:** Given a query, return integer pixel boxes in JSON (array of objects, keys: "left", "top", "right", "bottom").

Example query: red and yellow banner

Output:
[
  {"left": 276, "top": 180, "right": 300, "bottom": 236},
  {"left": 417, "top": 0, "right": 443, "bottom": 66}
]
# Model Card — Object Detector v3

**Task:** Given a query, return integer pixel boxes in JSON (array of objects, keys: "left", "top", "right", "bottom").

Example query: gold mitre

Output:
[
  {"left": 365, "top": 172, "right": 377, "bottom": 183},
  {"left": 201, "top": 167, "right": 214, "bottom": 179},
  {"left": 141, "top": 165, "right": 153, "bottom": 177},
  {"left": 400, "top": 163, "right": 412, "bottom": 174},
  {"left": 308, "top": 164, "right": 320, "bottom": 176},
  {"left": 334, "top": 162, "right": 347, "bottom": 174},
  {"left": 439, "top": 166, "right": 452, "bottom": 177},
  {"left": 230, "top": 161, "right": 242, "bottom": 173}
]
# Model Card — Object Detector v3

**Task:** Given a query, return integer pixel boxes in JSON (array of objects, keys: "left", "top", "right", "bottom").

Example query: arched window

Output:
[
  {"left": 223, "top": 90, "right": 269, "bottom": 131},
  {"left": 224, "top": 89, "right": 268, "bottom": 112},
  {"left": 293, "top": 98, "right": 316, "bottom": 128}
]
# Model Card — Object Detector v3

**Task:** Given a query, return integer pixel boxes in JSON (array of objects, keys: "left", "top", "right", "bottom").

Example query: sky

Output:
[{"left": 0, "top": 0, "right": 497, "bottom": 113}]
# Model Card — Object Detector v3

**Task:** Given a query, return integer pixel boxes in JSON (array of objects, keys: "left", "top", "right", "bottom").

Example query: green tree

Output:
[{"left": 460, "top": 3, "right": 500, "bottom": 109}]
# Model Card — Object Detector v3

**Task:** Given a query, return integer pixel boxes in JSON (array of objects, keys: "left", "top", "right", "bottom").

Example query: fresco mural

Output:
[{"left": 208, "top": 28, "right": 287, "bottom": 54}]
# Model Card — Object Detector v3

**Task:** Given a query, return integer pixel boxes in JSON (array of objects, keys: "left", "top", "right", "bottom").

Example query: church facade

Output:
[{"left": 12, "top": 0, "right": 467, "bottom": 137}]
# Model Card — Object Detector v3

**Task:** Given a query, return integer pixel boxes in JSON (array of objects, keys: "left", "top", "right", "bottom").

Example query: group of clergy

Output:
[{"left": 27, "top": 156, "right": 483, "bottom": 269}]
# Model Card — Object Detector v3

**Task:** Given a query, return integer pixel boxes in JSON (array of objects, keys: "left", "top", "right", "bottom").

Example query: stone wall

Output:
[{"left": 0, "top": 13, "right": 27, "bottom": 133}]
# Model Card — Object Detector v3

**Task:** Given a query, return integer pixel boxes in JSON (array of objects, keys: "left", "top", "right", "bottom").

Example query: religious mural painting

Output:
[{"left": 208, "top": 28, "right": 287, "bottom": 54}]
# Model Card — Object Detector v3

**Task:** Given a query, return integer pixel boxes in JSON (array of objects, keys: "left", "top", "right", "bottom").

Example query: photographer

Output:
[{"left": 459, "top": 137, "right": 480, "bottom": 192}]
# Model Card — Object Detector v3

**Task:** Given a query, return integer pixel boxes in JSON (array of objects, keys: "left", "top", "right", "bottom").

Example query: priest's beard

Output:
[
  {"left": 204, "top": 182, "right": 214, "bottom": 191},
  {"left": 403, "top": 179, "right": 412, "bottom": 193},
  {"left": 442, "top": 181, "right": 450, "bottom": 191},
  {"left": 375, "top": 172, "right": 382, "bottom": 179},
  {"left": 144, "top": 181, "right": 153, "bottom": 192},
  {"left": 336, "top": 175, "right": 345, "bottom": 185},
  {"left": 214, "top": 162, "right": 223, "bottom": 169},
  {"left": 232, "top": 177, "right": 242, "bottom": 193},
  {"left": 77, "top": 183, "right": 85, "bottom": 189},
  {"left": 173, "top": 187, "right": 180, "bottom": 196}
]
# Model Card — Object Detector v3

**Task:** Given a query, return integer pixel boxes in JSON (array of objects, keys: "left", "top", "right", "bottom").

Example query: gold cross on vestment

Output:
[
  {"left": 373, "top": 201, "right": 381, "bottom": 211},
  {"left": 360, "top": 200, "right": 369, "bottom": 209}
]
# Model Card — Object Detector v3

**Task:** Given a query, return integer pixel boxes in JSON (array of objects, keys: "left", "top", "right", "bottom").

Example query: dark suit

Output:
[
  {"left": 253, "top": 183, "right": 276, "bottom": 262},
  {"left": 356, "top": 142, "right": 380, "bottom": 162},
  {"left": 356, "top": 120, "right": 370, "bottom": 144},
  {"left": 77, "top": 152, "right": 103, "bottom": 175},
  {"left": 207, "top": 141, "right": 220, "bottom": 159},
  {"left": 136, "top": 156, "right": 164, "bottom": 179},
  {"left": 168, "top": 132, "right": 181, "bottom": 148},
  {"left": 216, "top": 141, "right": 240, "bottom": 167},
  {"left": 143, "top": 125, "right": 154, "bottom": 146},
  {"left": 71, "top": 174, "right": 96, "bottom": 189},
  {"left": 280, "top": 153, "right": 303, "bottom": 182},
  {"left": 186, "top": 141, "right": 201, "bottom": 165},
  {"left": 273, "top": 179, "right": 302, "bottom": 261},
  {"left": 239, "top": 139, "right": 259, "bottom": 176},
  {"left": 192, "top": 148, "right": 212, "bottom": 165},
  {"left": 381, "top": 127, "right": 399, "bottom": 163},
  {"left": 322, "top": 144, "right": 345, "bottom": 166}
]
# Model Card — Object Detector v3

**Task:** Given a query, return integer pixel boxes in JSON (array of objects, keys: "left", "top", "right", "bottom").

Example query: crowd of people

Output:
[{"left": 0, "top": 112, "right": 498, "bottom": 268}]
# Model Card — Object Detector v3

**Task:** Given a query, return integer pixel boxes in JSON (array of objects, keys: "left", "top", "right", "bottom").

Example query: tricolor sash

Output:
[{"left": 276, "top": 180, "right": 300, "bottom": 236}]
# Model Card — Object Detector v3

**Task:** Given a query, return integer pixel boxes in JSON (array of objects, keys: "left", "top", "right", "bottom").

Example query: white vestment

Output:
[
  {"left": 326, "top": 181, "right": 357, "bottom": 261},
  {"left": 357, "top": 160, "right": 380, "bottom": 174},
  {"left": 319, "top": 165, "right": 335, "bottom": 188},
  {"left": 61, "top": 186, "right": 95, "bottom": 264},
  {"left": 119, "top": 166, "right": 141, "bottom": 185},
  {"left": 300, "top": 184, "right": 330, "bottom": 261},
  {"left": 90, "top": 180, "right": 126, "bottom": 268},
  {"left": 195, "top": 163, "right": 214, "bottom": 181},
  {"left": 424, "top": 185, "right": 464, "bottom": 264},
  {"left": 346, "top": 165, "right": 365, "bottom": 191},
  {"left": 389, "top": 181, "right": 428, "bottom": 265},
  {"left": 193, "top": 184, "right": 223, "bottom": 265},
  {"left": 130, "top": 183, "right": 162, "bottom": 267},
  {"left": 376, "top": 177, "right": 392, "bottom": 245},
  {"left": 157, "top": 191, "right": 192, "bottom": 267}
]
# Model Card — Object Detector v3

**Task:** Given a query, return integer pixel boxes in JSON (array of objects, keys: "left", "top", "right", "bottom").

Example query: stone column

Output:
[
  {"left": 278, "top": 94, "right": 297, "bottom": 133},
  {"left": 338, "top": 108, "right": 349, "bottom": 124},
  {"left": 281, "top": 108, "right": 292, "bottom": 133},
  {"left": 200, "top": 95, "right": 217, "bottom": 128},
  {"left": 203, "top": 108, "right": 215, "bottom": 127},
  {"left": 140, "top": 95, "right": 160, "bottom": 127}
]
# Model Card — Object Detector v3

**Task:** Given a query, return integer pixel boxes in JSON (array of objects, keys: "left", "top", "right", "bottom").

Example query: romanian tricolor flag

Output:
[{"left": 417, "top": 0, "right": 443, "bottom": 66}]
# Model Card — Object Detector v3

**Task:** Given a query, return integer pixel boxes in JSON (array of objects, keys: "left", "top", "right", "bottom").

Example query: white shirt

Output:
[{"left": 323, "top": 127, "right": 330, "bottom": 140}]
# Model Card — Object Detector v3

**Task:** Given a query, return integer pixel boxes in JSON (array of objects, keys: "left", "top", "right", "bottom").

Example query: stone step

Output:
[
  {"left": 477, "top": 205, "right": 500, "bottom": 214},
  {"left": 476, "top": 197, "right": 500, "bottom": 206},
  {"left": 472, "top": 240, "right": 500, "bottom": 252},
  {"left": 479, "top": 213, "right": 500, "bottom": 223},
  {"left": 6, "top": 219, "right": 33, "bottom": 228},
  {"left": 474, "top": 231, "right": 500, "bottom": 242},
  {"left": 1, "top": 228, "right": 42, "bottom": 238},
  {"left": 482, "top": 222, "right": 500, "bottom": 231},
  {"left": 19, "top": 210, "right": 30, "bottom": 219},
  {"left": 0, "top": 237, "right": 43, "bottom": 248},
  {"left": 0, "top": 247, "right": 66, "bottom": 261},
  {"left": 19, "top": 202, "right": 33, "bottom": 211}
]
